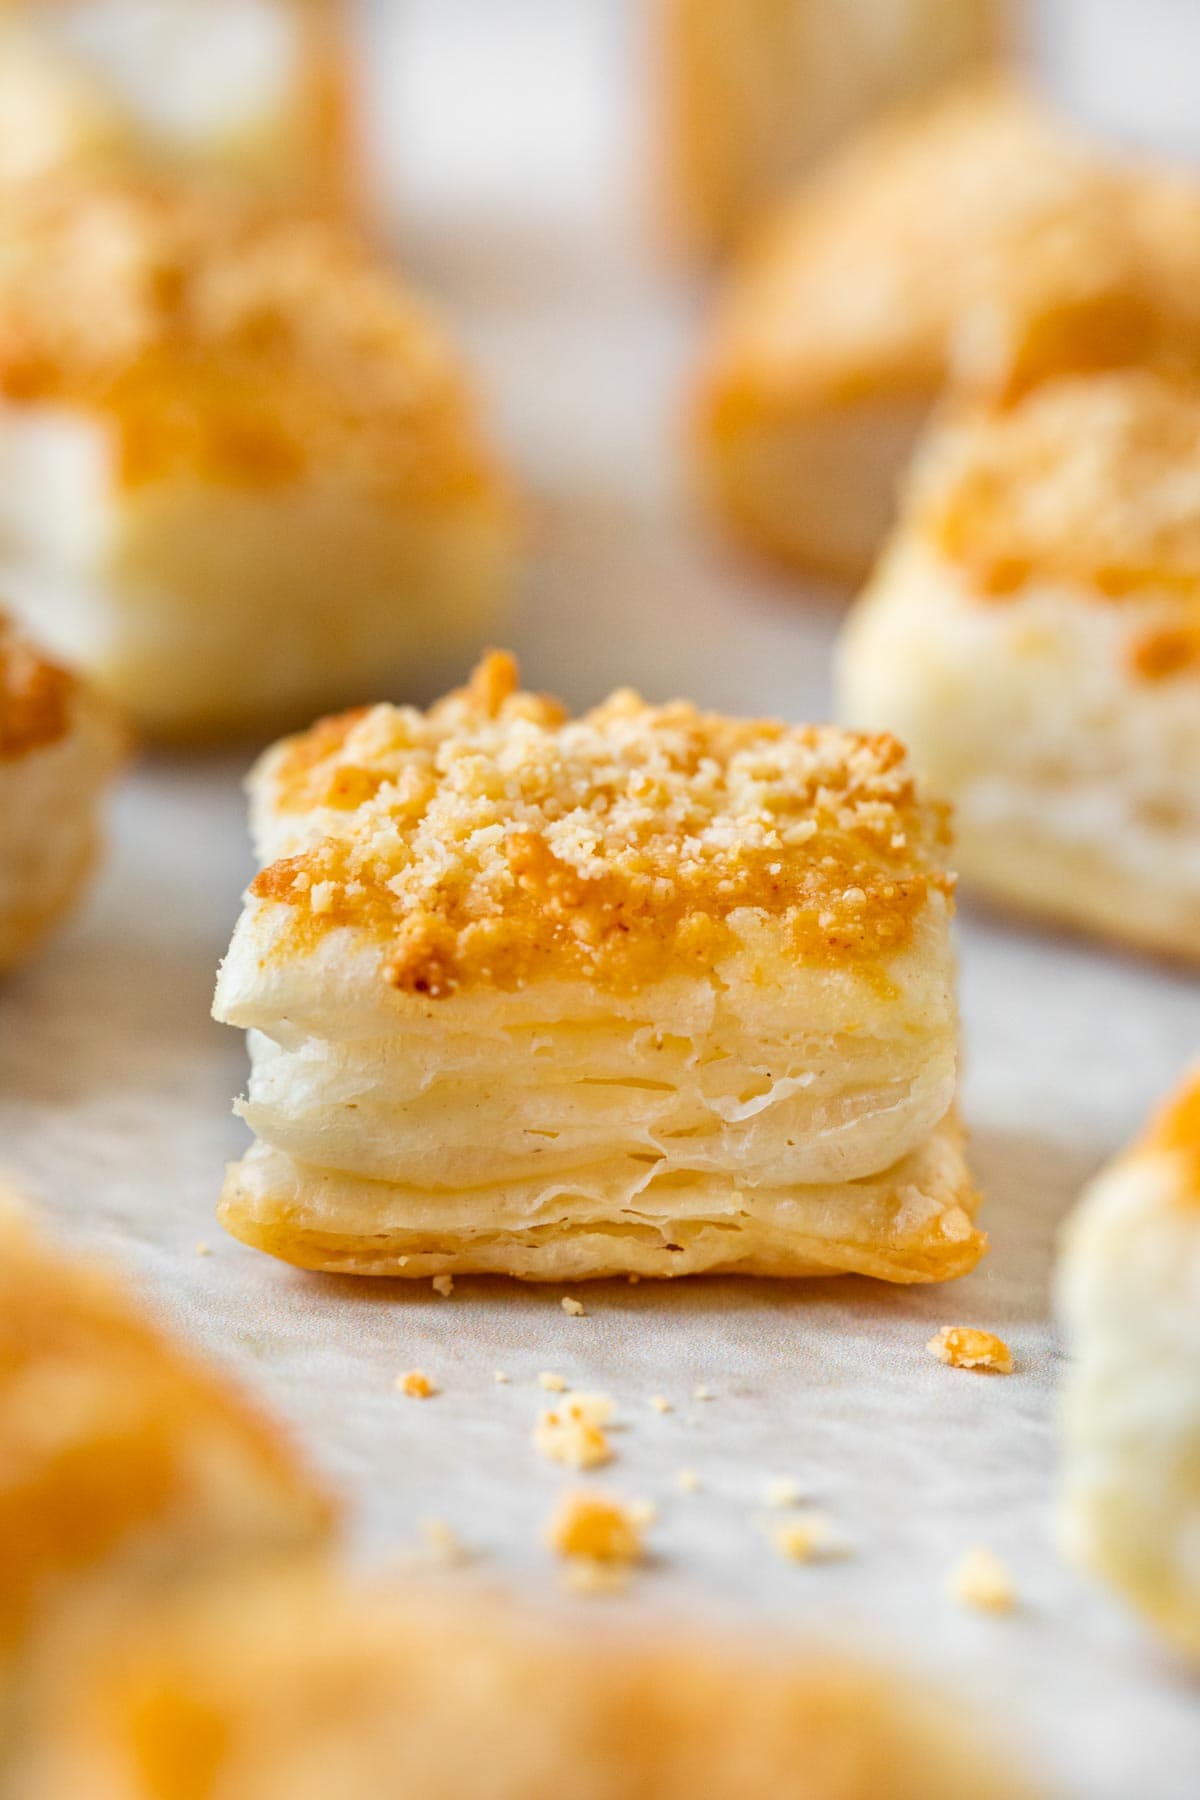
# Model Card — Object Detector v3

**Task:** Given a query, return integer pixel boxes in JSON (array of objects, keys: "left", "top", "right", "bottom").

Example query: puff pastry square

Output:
[
  {"left": 0, "top": 0, "right": 356, "bottom": 211},
  {"left": 0, "top": 609, "right": 123, "bottom": 974},
  {"left": 0, "top": 1194, "right": 334, "bottom": 1676},
  {"left": 15, "top": 1567, "right": 1033, "bottom": 1800},
  {"left": 695, "top": 78, "right": 1200, "bottom": 580},
  {"left": 1058, "top": 1073, "right": 1200, "bottom": 1664},
  {"left": 0, "top": 170, "right": 517, "bottom": 741},
  {"left": 214, "top": 652, "right": 983, "bottom": 1284},
  {"left": 660, "top": 0, "right": 1003, "bottom": 258},
  {"left": 839, "top": 371, "right": 1200, "bottom": 961}
]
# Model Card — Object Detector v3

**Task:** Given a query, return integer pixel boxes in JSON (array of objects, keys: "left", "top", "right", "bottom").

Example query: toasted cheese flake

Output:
[
  {"left": 692, "top": 1384, "right": 713, "bottom": 1402},
  {"left": 949, "top": 1546, "right": 1016, "bottom": 1613},
  {"left": 927, "top": 1326, "right": 1013, "bottom": 1374},
  {"left": 765, "top": 1476, "right": 803, "bottom": 1509},
  {"left": 561, "top": 1295, "right": 586, "bottom": 1317},
  {"left": 648, "top": 1394, "right": 673, "bottom": 1415},
  {"left": 253, "top": 656, "right": 952, "bottom": 997},
  {"left": 431, "top": 1274, "right": 455, "bottom": 1298}
]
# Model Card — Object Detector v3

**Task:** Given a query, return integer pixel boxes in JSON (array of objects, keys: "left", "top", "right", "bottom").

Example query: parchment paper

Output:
[{"left": 2, "top": 5, "right": 1199, "bottom": 1794}]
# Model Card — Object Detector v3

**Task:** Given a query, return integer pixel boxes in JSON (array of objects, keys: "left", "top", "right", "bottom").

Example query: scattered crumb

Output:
[
  {"left": 765, "top": 1476, "right": 803, "bottom": 1509},
  {"left": 384, "top": 1518, "right": 472, "bottom": 1575},
  {"left": 397, "top": 1369, "right": 436, "bottom": 1399},
  {"left": 693, "top": 1384, "right": 713, "bottom": 1402},
  {"left": 546, "top": 1490, "right": 646, "bottom": 1569},
  {"left": 561, "top": 1295, "right": 586, "bottom": 1317},
  {"left": 949, "top": 1546, "right": 1015, "bottom": 1613},
  {"left": 493, "top": 1370, "right": 510, "bottom": 1385},
  {"left": 768, "top": 1513, "right": 842, "bottom": 1564},
  {"left": 565, "top": 1392, "right": 616, "bottom": 1427},
  {"left": 677, "top": 1468, "right": 702, "bottom": 1494},
  {"left": 534, "top": 1402, "right": 612, "bottom": 1471},
  {"left": 538, "top": 1371, "right": 568, "bottom": 1393},
  {"left": 561, "top": 1560, "right": 631, "bottom": 1596},
  {"left": 194, "top": 1241, "right": 211, "bottom": 1257},
  {"left": 630, "top": 1499, "right": 659, "bottom": 1529},
  {"left": 648, "top": 1394, "right": 673, "bottom": 1414},
  {"left": 927, "top": 1326, "right": 1013, "bottom": 1374},
  {"left": 418, "top": 1517, "right": 469, "bottom": 1568},
  {"left": 432, "top": 1274, "right": 455, "bottom": 1298}
]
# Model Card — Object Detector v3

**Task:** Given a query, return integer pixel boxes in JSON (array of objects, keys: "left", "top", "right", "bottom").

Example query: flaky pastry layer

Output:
[
  {"left": 1058, "top": 1072, "right": 1200, "bottom": 1662},
  {"left": 218, "top": 1108, "right": 982, "bottom": 1283},
  {"left": 216, "top": 657, "right": 973, "bottom": 1283}
]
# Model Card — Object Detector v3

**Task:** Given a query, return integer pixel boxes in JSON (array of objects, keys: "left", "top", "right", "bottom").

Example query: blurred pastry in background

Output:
[
  {"left": 0, "top": 1192, "right": 334, "bottom": 1686},
  {"left": 0, "top": 611, "right": 123, "bottom": 974},
  {"left": 838, "top": 371, "right": 1200, "bottom": 961},
  {"left": 0, "top": 0, "right": 356, "bottom": 212},
  {"left": 659, "top": 0, "right": 1004, "bottom": 258},
  {"left": 214, "top": 651, "right": 983, "bottom": 1285},
  {"left": 1057, "top": 1071, "right": 1200, "bottom": 1665},
  {"left": 15, "top": 1565, "right": 1035, "bottom": 1800},
  {"left": 0, "top": 172, "right": 518, "bottom": 742},
  {"left": 694, "top": 79, "right": 1200, "bottom": 582},
  {"left": 0, "top": 1210, "right": 1029, "bottom": 1800}
]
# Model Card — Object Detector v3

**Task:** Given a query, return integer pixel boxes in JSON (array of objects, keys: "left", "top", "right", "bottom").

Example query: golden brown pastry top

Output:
[
  {"left": 251, "top": 653, "right": 954, "bottom": 996},
  {"left": 0, "top": 171, "right": 509, "bottom": 500},
  {"left": 0, "top": 609, "right": 77, "bottom": 759},
  {"left": 913, "top": 372, "right": 1200, "bottom": 675},
  {"left": 0, "top": 1198, "right": 335, "bottom": 1664},
  {"left": 700, "top": 78, "right": 1200, "bottom": 419}
]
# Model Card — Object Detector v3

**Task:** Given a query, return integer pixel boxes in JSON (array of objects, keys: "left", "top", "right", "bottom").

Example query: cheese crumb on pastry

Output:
[
  {"left": 658, "top": 0, "right": 1003, "bottom": 258},
  {"left": 0, "top": 170, "right": 516, "bottom": 741},
  {"left": 1058, "top": 1071, "right": 1200, "bottom": 1663},
  {"left": 927, "top": 1326, "right": 1012, "bottom": 1373},
  {"left": 0, "top": 609, "right": 123, "bottom": 973},
  {"left": 696, "top": 78, "right": 1200, "bottom": 580},
  {"left": 0, "top": 0, "right": 357, "bottom": 213},
  {"left": 214, "top": 655, "right": 983, "bottom": 1285},
  {"left": 0, "top": 1193, "right": 334, "bottom": 1678},
  {"left": 839, "top": 371, "right": 1200, "bottom": 961}
]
